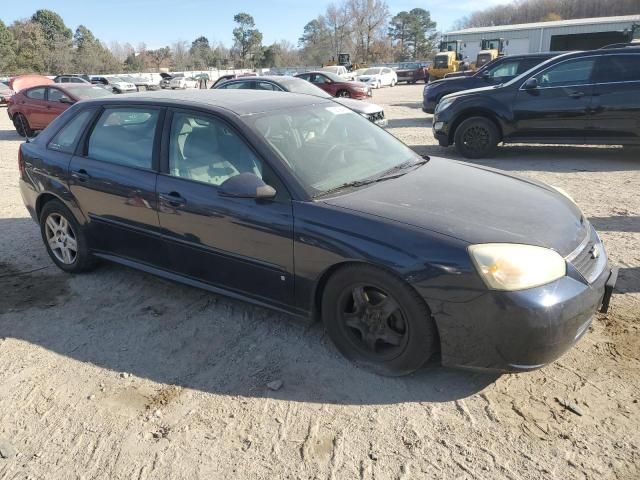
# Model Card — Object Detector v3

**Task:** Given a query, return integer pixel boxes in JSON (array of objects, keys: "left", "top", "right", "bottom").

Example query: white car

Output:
[
  {"left": 91, "top": 76, "right": 137, "bottom": 94},
  {"left": 356, "top": 67, "right": 397, "bottom": 89},
  {"left": 320, "top": 65, "right": 354, "bottom": 81},
  {"left": 170, "top": 76, "right": 198, "bottom": 89}
]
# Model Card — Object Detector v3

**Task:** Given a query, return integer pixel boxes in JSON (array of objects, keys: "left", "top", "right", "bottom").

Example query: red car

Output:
[
  {"left": 8, "top": 83, "right": 112, "bottom": 137},
  {"left": 295, "top": 71, "right": 371, "bottom": 99}
]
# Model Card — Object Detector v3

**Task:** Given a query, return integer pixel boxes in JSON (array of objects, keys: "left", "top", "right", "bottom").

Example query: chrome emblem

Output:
[{"left": 589, "top": 245, "right": 600, "bottom": 259}]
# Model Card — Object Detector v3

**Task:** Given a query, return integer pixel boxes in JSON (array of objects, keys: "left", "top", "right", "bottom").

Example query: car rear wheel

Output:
[
  {"left": 13, "top": 113, "right": 34, "bottom": 137},
  {"left": 337, "top": 90, "right": 350, "bottom": 98},
  {"left": 391, "top": 79, "right": 397, "bottom": 87},
  {"left": 322, "top": 265, "right": 438, "bottom": 376},
  {"left": 454, "top": 116, "right": 499, "bottom": 159},
  {"left": 40, "top": 200, "right": 96, "bottom": 273}
]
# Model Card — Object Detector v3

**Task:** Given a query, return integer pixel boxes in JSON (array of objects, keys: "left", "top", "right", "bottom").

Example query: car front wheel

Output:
[
  {"left": 337, "top": 90, "right": 350, "bottom": 98},
  {"left": 322, "top": 265, "right": 438, "bottom": 376},
  {"left": 40, "top": 200, "right": 96, "bottom": 273},
  {"left": 454, "top": 116, "right": 499, "bottom": 159}
]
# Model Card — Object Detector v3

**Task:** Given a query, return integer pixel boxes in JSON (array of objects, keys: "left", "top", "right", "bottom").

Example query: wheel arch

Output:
[{"left": 35, "top": 192, "right": 87, "bottom": 225}]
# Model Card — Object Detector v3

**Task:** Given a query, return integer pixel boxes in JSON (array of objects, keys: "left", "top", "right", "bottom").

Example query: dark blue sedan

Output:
[{"left": 18, "top": 90, "right": 616, "bottom": 375}]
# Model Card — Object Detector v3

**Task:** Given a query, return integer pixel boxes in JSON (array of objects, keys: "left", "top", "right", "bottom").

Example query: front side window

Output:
[
  {"left": 168, "top": 112, "right": 262, "bottom": 186},
  {"left": 49, "top": 110, "right": 93, "bottom": 153},
  {"left": 88, "top": 108, "right": 159, "bottom": 169},
  {"left": 26, "top": 87, "right": 46, "bottom": 100},
  {"left": 252, "top": 104, "right": 421, "bottom": 196},
  {"left": 488, "top": 60, "right": 520, "bottom": 78},
  {"left": 534, "top": 58, "right": 596, "bottom": 88},
  {"left": 48, "top": 88, "right": 65, "bottom": 102},
  {"left": 220, "top": 81, "right": 251, "bottom": 89}
]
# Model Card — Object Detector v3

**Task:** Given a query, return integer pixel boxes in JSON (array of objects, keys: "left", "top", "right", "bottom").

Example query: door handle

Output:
[
  {"left": 568, "top": 91, "right": 585, "bottom": 98},
  {"left": 159, "top": 191, "right": 186, "bottom": 207},
  {"left": 71, "top": 169, "right": 90, "bottom": 182}
]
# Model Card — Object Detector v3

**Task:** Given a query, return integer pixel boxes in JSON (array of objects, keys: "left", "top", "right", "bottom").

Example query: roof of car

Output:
[{"left": 86, "top": 89, "right": 332, "bottom": 115}]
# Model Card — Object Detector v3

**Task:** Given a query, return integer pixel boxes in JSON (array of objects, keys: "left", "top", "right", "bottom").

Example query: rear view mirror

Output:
[
  {"left": 523, "top": 77, "right": 538, "bottom": 90},
  {"left": 219, "top": 173, "right": 276, "bottom": 200}
]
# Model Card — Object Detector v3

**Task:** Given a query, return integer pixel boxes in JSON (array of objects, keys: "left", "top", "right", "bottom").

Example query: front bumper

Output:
[
  {"left": 432, "top": 115, "right": 450, "bottom": 146},
  {"left": 431, "top": 259, "right": 615, "bottom": 373}
]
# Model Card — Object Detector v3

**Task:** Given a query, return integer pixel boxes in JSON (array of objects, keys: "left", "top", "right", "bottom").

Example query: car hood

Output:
[
  {"left": 442, "top": 84, "right": 499, "bottom": 100},
  {"left": 9, "top": 75, "right": 54, "bottom": 92},
  {"left": 322, "top": 157, "right": 587, "bottom": 256},
  {"left": 334, "top": 97, "right": 381, "bottom": 114},
  {"left": 428, "top": 76, "right": 476, "bottom": 88}
]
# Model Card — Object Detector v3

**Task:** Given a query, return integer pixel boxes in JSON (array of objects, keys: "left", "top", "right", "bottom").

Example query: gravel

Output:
[{"left": 0, "top": 86, "right": 638, "bottom": 479}]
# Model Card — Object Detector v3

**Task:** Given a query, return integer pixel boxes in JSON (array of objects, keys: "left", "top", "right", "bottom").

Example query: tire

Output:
[
  {"left": 391, "top": 79, "right": 397, "bottom": 87},
  {"left": 337, "top": 90, "right": 350, "bottom": 98},
  {"left": 454, "top": 116, "right": 500, "bottom": 159},
  {"left": 39, "top": 200, "right": 96, "bottom": 273},
  {"left": 321, "top": 264, "right": 438, "bottom": 376},
  {"left": 13, "top": 113, "right": 34, "bottom": 137}
]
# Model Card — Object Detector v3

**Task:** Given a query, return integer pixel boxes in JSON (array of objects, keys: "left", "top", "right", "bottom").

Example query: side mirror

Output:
[
  {"left": 219, "top": 173, "right": 276, "bottom": 200},
  {"left": 523, "top": 77, "right": 538, "bottom": 90},
  {"left": 482, "top": 71, "right": 491, "bottom": 80},
  {"left": 59, "top": 96, "right": 75, "bottom": 104}
]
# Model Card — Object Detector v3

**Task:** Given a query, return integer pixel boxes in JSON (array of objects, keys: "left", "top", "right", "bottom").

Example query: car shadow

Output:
[
  {"left": 590, "top": 216, "right": 640, "bottom": 233},
  {"left": 0, "top": 126, "right": 21, "bottom": 141},
  {"left": 410, "top": 144, "right": 640, "bottom": 173},
  {"left": 0, "top": 217, "right": 499, "bottom": 406},
  {"left": 616, "top": 267, "right": 640, "bottom": 294},
  {"left": 388, "top": 101, "right": 427, "bottom": 110},
  {"left": 386, "top": 117, "right": 432, "bottom": 129}
]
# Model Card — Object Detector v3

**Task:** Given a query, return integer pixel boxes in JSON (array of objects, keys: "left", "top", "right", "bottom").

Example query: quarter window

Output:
[
  {"left": 48, "top": 88, "right": 65, "bottom": 102},
  {"left": 49, "top": 110, "right": 93, "bottom": 153},
  {"left": 533, "top": 58, "right": 596, "bottom": 88},
  {"left": 87, "top": 108, "right": 159, "bottom": 169},
  {"left": 168, "top": 112, "right": 262, "bottom": 186},
  {"left": 26, "top": 88, "right": 46, "bottom": 100}
]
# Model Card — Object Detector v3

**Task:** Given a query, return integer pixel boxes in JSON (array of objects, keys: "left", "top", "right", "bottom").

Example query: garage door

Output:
[{"left": 505, "top": 38, "right": 530, "bottom": 55}]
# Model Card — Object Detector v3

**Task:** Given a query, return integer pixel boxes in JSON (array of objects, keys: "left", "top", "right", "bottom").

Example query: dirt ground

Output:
[{"left": 0, "top": 84, "right": 638, "bottom": 480}]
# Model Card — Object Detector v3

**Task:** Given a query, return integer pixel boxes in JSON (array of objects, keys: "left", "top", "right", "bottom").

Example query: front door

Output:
[
  {"left": 22, "top": 87, "right": 50, "bottom": 129},
  {"left": 44, "top": 87, "right": 71, "bottom": 125},
  {"left": 511, "top": 57, "right": 596, "bottom": 142},
  {"left": 156, "top": 109, "right": 294, "bottom": 307},
  {"left": 69, "top": 106, "right": 167, "bottom": 266}
]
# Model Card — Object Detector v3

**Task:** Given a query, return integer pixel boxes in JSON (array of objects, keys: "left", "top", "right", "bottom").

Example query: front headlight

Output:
[
  {"left": 469, "top": 243, "right": 566, "bottom": 291},
  {"left": 435, "top": 97, "right": 455, "bottom": 114}
]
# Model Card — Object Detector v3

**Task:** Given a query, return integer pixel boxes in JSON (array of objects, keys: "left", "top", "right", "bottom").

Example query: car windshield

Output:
[
  {"left": 282, "top": 79, "right": 331, "bottom": 98},
  {"left": 434, "top": 55, "right": 449, "bottom": 68},
  {"left": 363, "top": 68, "right": 382, "bottom": 75},
  {"left": 321, "top": 66, "right": 340, "bottom": 73},
  {"left": 110, "top": 77, "right": 125, "bottom": 83},
  {"left": 65, "top": 85, "right": 113, "bottom": 99},
  {"left": 251, "top": 104, "right": 422, "bottom": 196},
  {"left": 399, "top": 63, "right": 419, "bottom": 69},
  {"left": 121, "top": 76, "right": 137, "bottom": 82}
]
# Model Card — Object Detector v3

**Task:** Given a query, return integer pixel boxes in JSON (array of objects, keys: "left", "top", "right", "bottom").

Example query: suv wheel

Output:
[
  {"left": 337, "top": 90, "right": 350, "bottom": 98},
  {"left": 40, "top": 200, "right": 96, "bottom": 273},
  {"left": 454, "top": 116, "right": 499, "bottom": 159},
  {"left": 322, "top": 265, "right": 438, "bottom": 376}
]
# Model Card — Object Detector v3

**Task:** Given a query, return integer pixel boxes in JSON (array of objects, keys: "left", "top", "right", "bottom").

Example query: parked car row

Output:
[{"left": 425, "top": 47, "right": 640, "bottom": 158}]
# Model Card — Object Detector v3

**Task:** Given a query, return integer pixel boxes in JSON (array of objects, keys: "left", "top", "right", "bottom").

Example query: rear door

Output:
[
  {"left": 511, "top": 57, "right": 596, "bottom": 142},
  {"left": 69, "top": 106, "right": 167, "bottom": 266},
  {"left": 589, "top": 53, "right": 640, "bottom": 142},
  {"left": 22, "top": 87, "right": 49, "bottom": 129}
]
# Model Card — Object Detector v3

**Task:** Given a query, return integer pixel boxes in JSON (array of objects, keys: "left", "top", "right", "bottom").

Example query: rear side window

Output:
[
  {"left": 595, "top": 55, "right": 640, "bottom": 83},
  {"left": 48, "top": 88, "right": 65, "bottom": 102},
  {"left": 87, "top": 108, "right": 159, "bottom": 169},
  {"left": 256, "top": 82, "right": 278, "bottom": 91},
  {"left": 488, "top": 60, "right": 520, "bottom": 78},
  {"left": 49, "top": 110, "right": 93, "bottom": 153},
  {"left": 26, "top": 88, "right": 46, "bottom": 100},
  {"left": 534, "top": 58, "right": 595, "bottom": 88}
]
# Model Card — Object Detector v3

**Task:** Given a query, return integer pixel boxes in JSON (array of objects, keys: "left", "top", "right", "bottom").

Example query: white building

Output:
[{"left": 443, "top": 15, "right": 640, "bottom": 61}]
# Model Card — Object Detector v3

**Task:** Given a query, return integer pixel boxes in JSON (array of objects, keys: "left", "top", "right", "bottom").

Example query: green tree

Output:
[
  {"left": 388, "top": 11, "right": 411, "bottom": 60},
  {"left": 232, "top": 13, "right": 263, "bottom": 67},
  {"left": 0, "top": 20, "right": 17, "bottom": 73},
  {"left": 190, "top": 36, "right": 212, "bottom": 68},
  {"left": 405, "top": 8, "right": 437, "bottom": 59},
  {"left": 74, "top": 25, "right": 120, "bottom": 74},
  {"left": 10, "top": 20, "right": 47, "bottom": 73},
  {"left": 31, "top": 9, "right": 72, "bottom": 42},
  {"left": 124, "top": 52, "right": 145, "bottom": 72}
]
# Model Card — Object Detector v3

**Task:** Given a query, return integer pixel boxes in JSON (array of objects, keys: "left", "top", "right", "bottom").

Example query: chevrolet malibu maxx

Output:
[{"left": 18, "top": 90, "right": 616, "bottom": 375}]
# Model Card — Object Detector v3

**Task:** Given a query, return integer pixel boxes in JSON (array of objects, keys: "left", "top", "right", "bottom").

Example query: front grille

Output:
[
  {"left": 566, "top": 226, "right": 606, "bottom": 283},
  {"left": 367, "top": 111, "right": 385, "bottom": 123}
]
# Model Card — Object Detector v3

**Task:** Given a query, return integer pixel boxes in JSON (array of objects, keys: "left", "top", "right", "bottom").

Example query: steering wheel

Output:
[{"left": 320, "top": 144, "right": 349, "bottom": 166}]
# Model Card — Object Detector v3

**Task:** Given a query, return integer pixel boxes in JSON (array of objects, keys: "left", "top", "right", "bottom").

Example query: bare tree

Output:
[{"left": 347, "top": 0, "right": 390, "bottom": 63}]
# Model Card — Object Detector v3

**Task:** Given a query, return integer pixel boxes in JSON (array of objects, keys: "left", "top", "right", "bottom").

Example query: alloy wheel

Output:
[
  {"left": 44, "top": 213, "right": 78, "bottom": 265},
  {"left": 339, "top": 285, "right": 409, "bottom": 360},
  {"left": 462, "top": 125, "right": 490, "bottom": 152}
]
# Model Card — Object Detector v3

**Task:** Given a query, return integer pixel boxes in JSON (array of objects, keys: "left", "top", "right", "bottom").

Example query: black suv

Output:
[
  {"left": 423, "top": 53, "right": 560, "bottom": 113},
  {"left": 433, "top": 48, "right": 640, "bottom": 158}
]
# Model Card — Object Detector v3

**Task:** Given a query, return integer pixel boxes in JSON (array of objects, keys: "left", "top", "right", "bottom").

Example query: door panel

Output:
[
  {"left": 511, "top": 58, "right": 596, "bottom": 141},
  {"left": 589, "top": 55, "right": 640, "bottom": 141},
  {"left": 157, "top": 110, "right": 294, "bottom": 306},
  {"left": 69, "top": 106, "right": 166, "bottom": 266},
  {"left": 23, "top": 87, "right": 49, "bottom": 128},
  {"left": 44, "top": 88, "right": 70, "bottom": 125}
]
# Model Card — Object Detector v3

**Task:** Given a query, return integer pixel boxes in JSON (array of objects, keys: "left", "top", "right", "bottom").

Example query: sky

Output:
[{"left": 4, "top": 0, "right": 514, "bottom": 49}]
